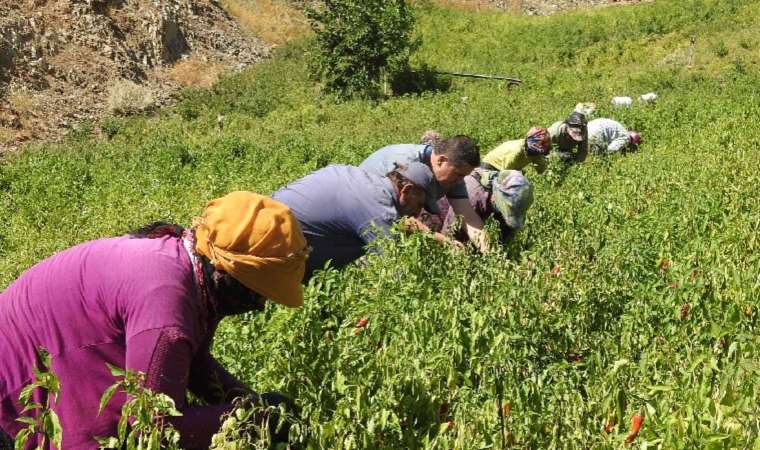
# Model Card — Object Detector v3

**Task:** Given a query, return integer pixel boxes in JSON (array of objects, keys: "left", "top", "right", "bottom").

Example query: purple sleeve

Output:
[
  {"left": 188, "top": 350, "right": 252, "bottom": 404},
  {"left": 127, "top": 328, "right": 235, "bottom": 449}
]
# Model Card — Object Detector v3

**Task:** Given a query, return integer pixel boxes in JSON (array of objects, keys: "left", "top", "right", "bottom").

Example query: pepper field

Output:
[{"left": 1, "top": 0, "right": 760, "bottom": 448}]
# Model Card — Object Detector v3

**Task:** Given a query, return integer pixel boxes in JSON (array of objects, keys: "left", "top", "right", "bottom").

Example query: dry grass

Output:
[
  {"left": 220, "top": 0, "right": 310, "bottom": 45},
  {"left": 0, "top": 126, "right": 19, "bottom": 150},
  {"left": 8, "top": 91, "right": 35, "bottom": 123},
  {"left": 166, "top": 56, "right": 227, "bottom": 88},
  {"left": 0, "top": 90, "right": 38, "bottom": 149},
  {"left": 0, "top": 91, "right": 37, "bottom": 149},
  {"left": 107, "top": 80, "right": 155, "bottom": 116}
]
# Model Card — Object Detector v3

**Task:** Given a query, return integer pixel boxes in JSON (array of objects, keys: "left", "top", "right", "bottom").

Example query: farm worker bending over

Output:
[
  {"left": 548, "top": 111, "right": 588, "bottom": 163},
  {"left": 0, "top": 192, "right": 308, "bottom": 449},
  {"left": 587, "top": 118, "right": 641, "bottom": 154},
  {"left": 273, "top": 162, "right": 448, "bottom": 282},
  {"left": 436, "top": 169, "right": 534, "bottom": 244},
  {"left": 359, "top": 135, "right": 489, "bottom": 250},
  {"left": 480, "top": 127, "right": 551, "bottom": 174}
]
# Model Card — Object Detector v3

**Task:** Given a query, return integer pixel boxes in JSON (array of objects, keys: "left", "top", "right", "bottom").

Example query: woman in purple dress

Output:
[{"left": 0, "top": 192, "right": 309, "bottom": 449}]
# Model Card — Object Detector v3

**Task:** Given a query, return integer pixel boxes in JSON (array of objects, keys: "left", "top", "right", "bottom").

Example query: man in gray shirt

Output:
[
  {"left": 587, "top": 118, "right": 641, "bottom": 154},
  {"left": 359, "top": 135, "right": 489, "bottom": 250},
  {"left": 273, "top": 162, "right": 442, "bottom": 282}
]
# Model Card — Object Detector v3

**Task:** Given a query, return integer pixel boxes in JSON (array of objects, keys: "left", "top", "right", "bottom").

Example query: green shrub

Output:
[
  {"left": 14, "top": 349, "right": 63, "bottom": 450},
  {"left": 101, "top": 118, "right": 121, "bottom": 140},
  {"left": 97, "top": 365, "right": 182, "bottom": 450},
  {"left": 305, "top": 0, "right": 418, "bottom": 99}
]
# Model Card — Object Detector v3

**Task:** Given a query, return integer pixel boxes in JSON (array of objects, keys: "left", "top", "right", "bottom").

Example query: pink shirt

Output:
[{"left": 0, "top": 236, "right": 244, "bottom": 449}]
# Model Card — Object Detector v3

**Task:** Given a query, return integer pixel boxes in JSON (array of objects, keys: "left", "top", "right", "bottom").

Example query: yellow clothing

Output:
[
  {"left": 195, "top": 191, "right": 309, "bottom": 308},
  {"left": 482, "top": 139, "right": 547, "bottom": 174}
]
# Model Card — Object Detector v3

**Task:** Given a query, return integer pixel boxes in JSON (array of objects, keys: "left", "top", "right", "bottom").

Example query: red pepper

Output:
[
  {"left": 624, "top": 414, "right": 644, "bottom": 445},
  {"left": 604, "top": 418, "right": 615, "bottom": 434},
  {"left": 680, "top": 303, "right": 691, "bottom": 320},
  {"left": 353, "top": 317, "right": 369, "bottom": 335}
]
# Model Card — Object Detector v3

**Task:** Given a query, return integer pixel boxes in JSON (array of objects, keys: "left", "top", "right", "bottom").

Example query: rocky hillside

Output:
[
  {"left": 0, "top": 0, "right": 650, "bottom": 151},
  {"left": 0, "top": 0, "right": 269, "bottom": 150}
]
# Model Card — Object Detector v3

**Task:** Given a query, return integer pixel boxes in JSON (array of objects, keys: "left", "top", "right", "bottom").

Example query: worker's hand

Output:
[
  {"left": 403, "top": 216, "right": 431, "bottom": 233},
  {"left": 448, "top": 238, "right": 466, "bottom": 253},
  {"left": 233, "top": 391, "right": 300, "bottom": 445},
  {"left": 225, "top": 387, "right": 253, "bottom": 403},
  {"left": 465, "top": 226, "right": 490, "bottom": 253}
]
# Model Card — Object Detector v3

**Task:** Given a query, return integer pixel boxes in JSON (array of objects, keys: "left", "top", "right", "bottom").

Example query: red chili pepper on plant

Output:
[
  {"left": 353, "top": 317, "right": 369, "bottom": 335},
  {"left": 624, "top": 414, "right": 644, "bottom": 445}
]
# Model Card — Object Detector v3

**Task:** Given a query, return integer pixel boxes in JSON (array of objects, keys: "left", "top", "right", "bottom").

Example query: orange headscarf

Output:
[{"left": 194, "top": 191, "right": 309, "bottom": 308}]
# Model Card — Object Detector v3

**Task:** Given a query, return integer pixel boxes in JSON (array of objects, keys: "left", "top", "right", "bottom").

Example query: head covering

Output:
[
  {"left": 194, "top": 191, "right": 309, "bottom": 308},
  {"left": 628, "top": 131, "right": 641, "bottom": 147},
  {"left": 524, "top": 127, "right": 551, "bottom": 156},
  {"left": 394, "top": 161, "right": 438, "bottom": 214},
  {"left": 564, "top": 112, "right": 587, "bottom": 142},
  {"left": 420, "top": 130, "right": 443, "bottom": 147},
  {"left": 491, "top": 170, "right": 534, "bottom": 230}
]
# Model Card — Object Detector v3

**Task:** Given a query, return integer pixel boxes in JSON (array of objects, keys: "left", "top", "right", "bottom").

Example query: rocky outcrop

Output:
[{"left": 0, "top": 0, "right": 269, "bottom": 150}]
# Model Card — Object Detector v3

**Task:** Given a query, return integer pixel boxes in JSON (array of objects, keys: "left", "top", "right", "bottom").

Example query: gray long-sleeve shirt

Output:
[{"left": 587, "top": 118, "right": 630, "bottom": 154}]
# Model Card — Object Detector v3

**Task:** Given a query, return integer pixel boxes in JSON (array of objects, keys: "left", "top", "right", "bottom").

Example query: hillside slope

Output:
[
  {"left": 1, "top": 0, "right": 760, "bottom": 448},
  {"left": 0, "top": 0, "right": 268, "bottom": 149}
]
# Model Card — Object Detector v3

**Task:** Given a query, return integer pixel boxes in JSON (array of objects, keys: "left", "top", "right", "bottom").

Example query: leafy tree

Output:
[{"left": 306, "top": 0, "right": 418, "bottom": 99}]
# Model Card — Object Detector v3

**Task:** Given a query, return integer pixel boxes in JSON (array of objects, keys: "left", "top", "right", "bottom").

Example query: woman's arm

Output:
[
  {"left": 188, "top": 350, "right": 253, "bottom": 404},
  {"left": 402, "top": 217, "right": 464, "bottom": 250},
  {"left": 448, "top": 198, "right": 488, "bottom": 251}
]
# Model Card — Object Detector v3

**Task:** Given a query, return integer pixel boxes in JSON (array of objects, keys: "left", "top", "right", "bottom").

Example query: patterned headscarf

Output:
[
  {"left": 194, "top": 191, "right": 309, "bottom": 308},
  {"left": 629, "top": 131, "right": 642, "bottom": 147},
  {"left": 525, "top": 127, "right": 551, "bottom": 156},
  {"left": 491, "top": 170, "right": 534, "bottom": 230}
]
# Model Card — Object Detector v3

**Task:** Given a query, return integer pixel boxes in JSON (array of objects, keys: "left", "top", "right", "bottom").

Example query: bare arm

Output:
[
  {"left": 402, "top": 217, "right": 464, "bottom": 249},
  {"left": 448, "top": 198, "right": 488, "bottom": 251}
]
